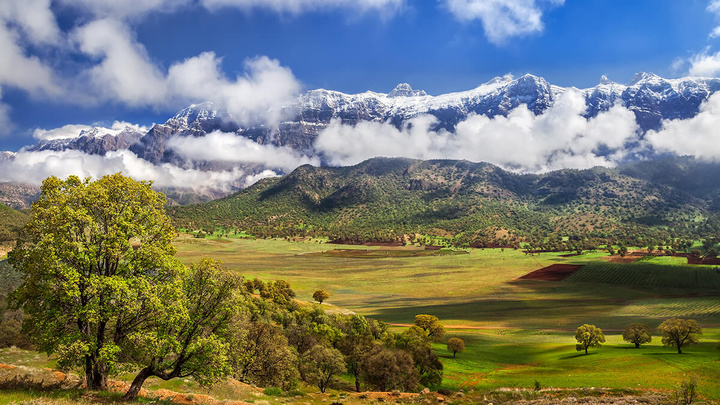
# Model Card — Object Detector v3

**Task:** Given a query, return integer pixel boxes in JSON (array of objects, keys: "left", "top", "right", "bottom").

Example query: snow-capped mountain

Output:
[
  {"left": 13, "top": 72, "right": 720, "bottom": 167},
  {"left": 26, "top": 126, "right": 145, "bottom": 155}
]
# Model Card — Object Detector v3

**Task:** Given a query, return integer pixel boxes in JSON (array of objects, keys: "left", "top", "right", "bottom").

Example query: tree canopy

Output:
[
  {"left": 9, "top": 174, "right": 178, "bottom": 390},
  {"left": 575, "top": 324, "right": 605, "bottom": 354},
  {"left": 622, "top": 323, "right": 652, "bottom": 348},
  {"left": 658, "top": 318, "right": 702, "bottom": 354}
]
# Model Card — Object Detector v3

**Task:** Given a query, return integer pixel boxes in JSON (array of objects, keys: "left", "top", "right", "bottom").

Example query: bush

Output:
[{"left": 264, "top": 386, "right": 284, "bottom": 397}]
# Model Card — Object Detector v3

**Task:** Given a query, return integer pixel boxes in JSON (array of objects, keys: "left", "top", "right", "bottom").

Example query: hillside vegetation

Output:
[
  {"left": 0, "top": 203, "right": 28, "bottom": 243},
  {"left": 170, "top": 157, "right": 720, "bottom": 248}
]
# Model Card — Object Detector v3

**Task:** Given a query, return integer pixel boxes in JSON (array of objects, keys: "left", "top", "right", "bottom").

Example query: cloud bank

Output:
[
  {"left": 315, "top": 90, "right": 638, "bottom": 172},
  {"left": 0, "top": 149, "right": 271, "bottom": 191},
  {"left": 166, "top": 131, "right": 320, "bottom": 172},
  {"left": 644, "top": 92, "right": 720, "bottom": 161},
  {"left": 441, "top": 0, "right": 565, "bottom": 44}
]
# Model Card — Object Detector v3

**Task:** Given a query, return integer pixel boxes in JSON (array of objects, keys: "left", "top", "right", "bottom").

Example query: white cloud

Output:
[
  {"left": 166, "top": 53, "right": 301, "bottom": 125},
  {"left": 0, "top": 0, "right": 60, "bottom": 44},
  {"left": 645, "top": 92, "right": 720, "bottom": 161},
  {"left": 73, "top": 19, "right": 301, "bottom": 126},
  {"left": 200, "top": 0, "right": 404, "bottom": 16},
  {"left": 32, "top": 121, "right": 149, "bottom": 141},
  {"left": 315, "top": 90, "right": 639, "bottom": 172},
  {"left": 0, "top": 149, "right": 270, "bottom": 191},
  {"left": 58, "top": 0, "right": 192, "bottom": 20},
  {"left": 166, "top": 131, "right": 320, "bottom": 172},
  {"left": 689, "top": 48, "right": 720, "bottom": 77},
  {"left": 0, "top": 7, "right": 61, "bottom": 95},
  {"left": 440, "top": 0, "right": 565, "bottom": 45}
]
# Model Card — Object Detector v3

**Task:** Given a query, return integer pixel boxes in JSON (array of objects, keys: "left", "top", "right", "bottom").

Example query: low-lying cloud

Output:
[
  {"left": 315, "top": 90, "right": 639, "bottom": 172},
  {"left": 0, "top": 149, "right": 273, "bottom": 191},
  {"left": 166, "top": 131, "right": 320, "bottom": 172},
  {"left": 644, "top": 92, "right": 720, "bottom": 161}
]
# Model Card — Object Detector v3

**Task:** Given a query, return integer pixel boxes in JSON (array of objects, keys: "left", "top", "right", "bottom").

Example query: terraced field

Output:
[{"left": 564, "top": 262, "right": 720, "bottom": 289}]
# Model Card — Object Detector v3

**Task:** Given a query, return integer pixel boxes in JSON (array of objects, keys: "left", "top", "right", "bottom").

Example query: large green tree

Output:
[
  {"left": 575, "top": 324, "right": 605, "bottom": 354},
  {"left": 413, "top": 314, "right": 446, "bottom": 342},
  {"left": 8, "top": 174, "right": 177, "bottom": 390},
  {"left": 121, "top": 258, "right": 242, "bottom": 400},
  {"left": 622, "top": 323, "right": 652, "bottom": 348},
  {"left": 658, "top": 318, "right": 702, "bottom": 354}
]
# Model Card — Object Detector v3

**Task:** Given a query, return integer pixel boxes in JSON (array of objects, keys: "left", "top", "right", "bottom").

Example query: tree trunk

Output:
[
  {"left": 84, "top": 355, "right": 93, "bottom": 389},
  {"left": 92, "top": 367, "right": 108, "bottom": 390},
  {"left": 354, "top": 369, "right": 361, "bottom": 392},
  {"left": 453, "top": 351, "right": 456, "bottom": 358},
  {"left": 584, "top": 346, "right": 588, "bottom": 355},
  {"left": 635, "top": 342, "right": 640, "bottom": 348},
  {"left": 122, "top": 366, "right": 154, "bottom": 401},
  {"left": 677, "top": 346, "right": 682, "bottom": 354}
]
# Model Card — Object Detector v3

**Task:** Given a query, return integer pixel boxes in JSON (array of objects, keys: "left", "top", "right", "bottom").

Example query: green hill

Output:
[
  {"left": 0, "top": 202, "right": 28, "bottom": 243},
  {"left": 169, "top": 157, "right": 719, "bottom": 248}
]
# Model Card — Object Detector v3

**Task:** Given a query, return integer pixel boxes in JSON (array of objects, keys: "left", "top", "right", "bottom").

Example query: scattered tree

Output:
[
  {"left": 447, "top": 338, "right": 465, "bottom": 358},
  {"left": 575, "top": 324, "right": 605, "bottom": 354},
  {"left": 413, "top": 314, "right": 446, "bottom": 342},
  {"left": 622, "top": 323, "right": 652, "bottom": 348},
  {"left": 313, "top": 290, "right": 330, "bottom": 304},
  {"left": 300, "top": 345, "right": 346, "bottom": 393},
  {"left": 360, "top": 345, "right": 419, "bottom": 392},
  {"left": 121, "top": 258, "right": 242, "bottom": 400},
  {"left": 658, "top": 318, "right": 702, "bottom": 354},
  {"left": 618, "top": 246, "right": 628, "bottom": 258},
  {"left": 606, "top": 246, "right": 615, "bottom": 256},
  {"left": 8, "top": 174, "right": 177, "bottom": 390},
  {"left": 227, "top": 321, "right": 298, "bottom": 389}
]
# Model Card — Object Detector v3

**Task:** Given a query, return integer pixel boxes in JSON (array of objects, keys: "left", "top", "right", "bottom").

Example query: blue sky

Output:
[{"left": 1, "top": 0, "right": 720, "bottom": 152}]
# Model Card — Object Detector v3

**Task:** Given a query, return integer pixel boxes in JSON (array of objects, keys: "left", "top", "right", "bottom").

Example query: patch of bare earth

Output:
[{"left": 519, "top": 264, "right": 584, "bottom": 281}]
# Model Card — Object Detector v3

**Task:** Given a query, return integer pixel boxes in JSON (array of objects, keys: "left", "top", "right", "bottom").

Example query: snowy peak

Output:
[
  {"left": 388, "top": 83, "right": 427, "bottom": 98},
  {"left": 628, "top": 72, "right": 663, "bottom": 86}
]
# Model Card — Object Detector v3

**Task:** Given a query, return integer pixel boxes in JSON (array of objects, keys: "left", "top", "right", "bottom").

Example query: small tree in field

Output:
[
  {"left": 447, "top": 338, "right": 465, "bottom": 358},
  {"left": 658, "top": 318, "right": 702, "bottom": 354},
  {"left": 313, "top": 290, "right": 330, "bottom": 304},
  {"left": 575, "top": 324, "right": 605, "bottom": 354},
  {"left": 622, "top": 323, "right": 652, "bottom": 348}
]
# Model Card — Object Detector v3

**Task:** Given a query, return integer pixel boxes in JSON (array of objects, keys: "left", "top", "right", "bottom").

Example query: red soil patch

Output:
[{"left": 519, "top": 264, "right": 584, "bottom": 281}]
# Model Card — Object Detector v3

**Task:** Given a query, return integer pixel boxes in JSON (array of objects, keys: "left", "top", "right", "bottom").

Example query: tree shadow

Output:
[{"left": 558, "top": 352, "right": 597, "bottom": 360}]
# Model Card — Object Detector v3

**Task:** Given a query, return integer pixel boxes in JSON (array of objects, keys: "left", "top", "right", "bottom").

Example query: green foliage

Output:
[
  {"left": 447, "top": 338, "right": 465, "bottom": 358},
  {"left": 413, "top": 314, "right": 446, "bottom": 342},
  {"left": 8, "top": 173, "right": 177, "bottom": 390},
  {"left": 575, "top": 324, "right": 605, "bottom": 354},
  {"left": 299, "top": 344, "right": 346, "bottom": 393},
  {"left": 227, "top": 320, "right": 298, "bottom": 390},
  {"left": 622, "top": 323, "right": 652, "bottom": 348},
  {"left": 359, "top": 345, "right": 419, "bottom": 392},
  {"left": 312, "top": 290, "right": 330, "bottom": 304},
  {"left": 121, "top": 257, "right": 243, "bottom": 400},
  {"left": 168, "top": 158, "right": 720, "bottom": 249},
  {"left": 658, "top": 318, "right": 702, "bottom": 354},
  {"left": 0, "top": 203, "right": 28, "bottom": 243}
]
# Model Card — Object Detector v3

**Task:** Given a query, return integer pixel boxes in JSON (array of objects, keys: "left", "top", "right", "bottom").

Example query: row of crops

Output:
[{"left": 564, "top": 262, "right": 720, "bottom": 289}]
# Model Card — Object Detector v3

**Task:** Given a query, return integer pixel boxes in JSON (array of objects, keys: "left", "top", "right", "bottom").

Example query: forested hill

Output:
[
  {"left": 0, "top": 203, "right": 28, "bottom": 243},
  {"left": 169, "top": 157, "right": 720, "bottom": 248}
]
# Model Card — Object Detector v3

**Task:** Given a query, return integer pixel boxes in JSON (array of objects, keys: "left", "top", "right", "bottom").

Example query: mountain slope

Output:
[
  {"left": 170, "top": 157, "right": 716, "bottom": 247},
  {"left": 0, "top": 203, "right": 28, "bottom": 242}
]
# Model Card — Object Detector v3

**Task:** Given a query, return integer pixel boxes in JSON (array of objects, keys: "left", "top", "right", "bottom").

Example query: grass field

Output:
[{"left": 169, "top": 235, "right": 720, "bottom": 399}]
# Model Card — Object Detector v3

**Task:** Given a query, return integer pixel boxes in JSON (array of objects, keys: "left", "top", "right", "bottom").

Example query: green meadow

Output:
[{"left": 173, "top": 234, "right": 720, "bottom": 398}]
